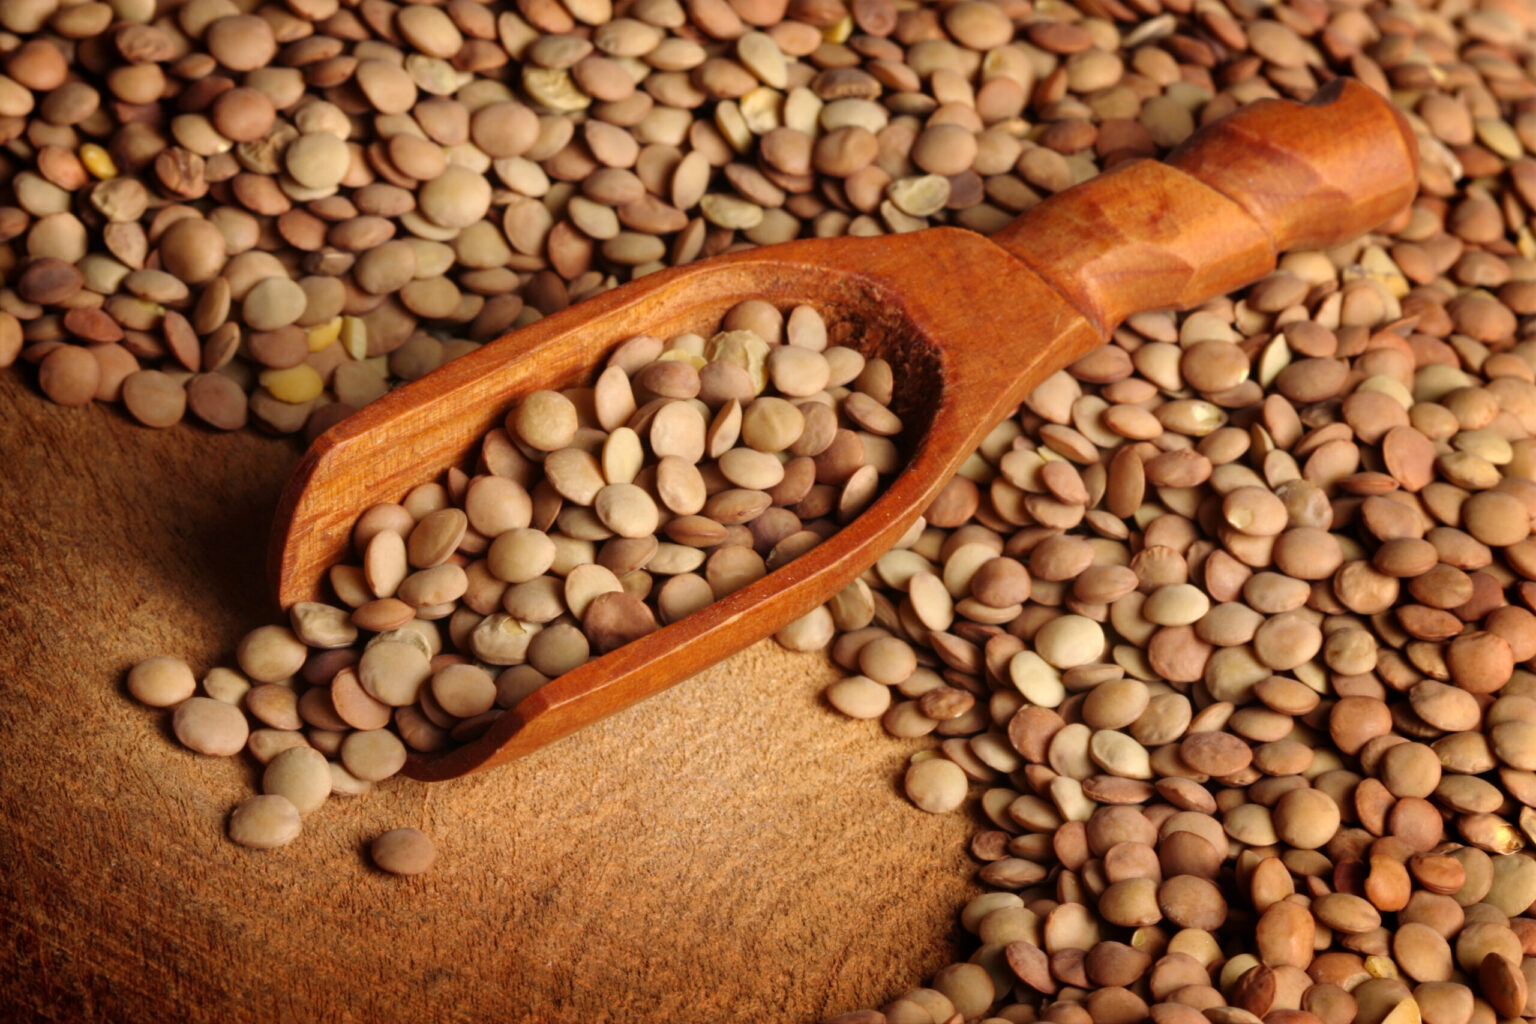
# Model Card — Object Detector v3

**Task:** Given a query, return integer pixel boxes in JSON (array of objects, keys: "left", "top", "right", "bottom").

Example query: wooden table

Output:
[{"left": 0, "top": 369, "right": 977, "bottom": 1023}]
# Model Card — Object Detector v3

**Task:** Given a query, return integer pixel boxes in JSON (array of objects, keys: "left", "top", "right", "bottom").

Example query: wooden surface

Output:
[
  {"left": 0, "top": 368, "right": 977, "bottom": 1023},
  {"left": 1162, "top": 79, "right": 1418, "bottom": 254}
]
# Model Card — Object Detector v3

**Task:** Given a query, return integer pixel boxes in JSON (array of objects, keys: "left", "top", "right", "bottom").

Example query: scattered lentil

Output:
[{"left": 371, "top": 827, "right": 437, "bottom": 876}]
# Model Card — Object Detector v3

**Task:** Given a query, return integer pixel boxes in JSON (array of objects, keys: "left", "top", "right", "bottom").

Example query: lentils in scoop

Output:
[{"left": 127, "top": 299, "right": 906, "bottom": 853}]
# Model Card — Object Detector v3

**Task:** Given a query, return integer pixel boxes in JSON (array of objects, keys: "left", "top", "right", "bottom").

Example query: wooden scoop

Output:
[{"left": 271, "top": 79, "right": 1418, "bottom": 781}]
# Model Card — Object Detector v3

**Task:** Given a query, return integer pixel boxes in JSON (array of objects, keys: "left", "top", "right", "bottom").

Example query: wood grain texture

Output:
[{"left": 0, "top": 371, "right": 977, "bottom": 1023}]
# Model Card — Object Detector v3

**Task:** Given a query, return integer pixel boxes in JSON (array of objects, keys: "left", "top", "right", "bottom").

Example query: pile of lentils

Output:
[
  {"left": 5, "top": 0, "right": 1205, "bottom": 435},
  {"left": 21, "top": 0, "right": 1536, "bottom": 1015},
  {"left": 130, "top": 299, "right": 909, "bottom": 868}
]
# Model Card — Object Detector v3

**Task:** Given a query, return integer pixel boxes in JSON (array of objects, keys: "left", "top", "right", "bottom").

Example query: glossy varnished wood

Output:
[
  {"left": 270, "top": 80, "right": 1419, "bottom": 780},
  {"left": 993, "top": 79, "right": 1420, "bottom": 332}
]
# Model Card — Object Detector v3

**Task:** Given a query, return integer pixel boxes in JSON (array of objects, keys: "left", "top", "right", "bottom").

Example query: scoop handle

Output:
[{"left": 989, "top": 78, "right": 1419, "bottom": 335}]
